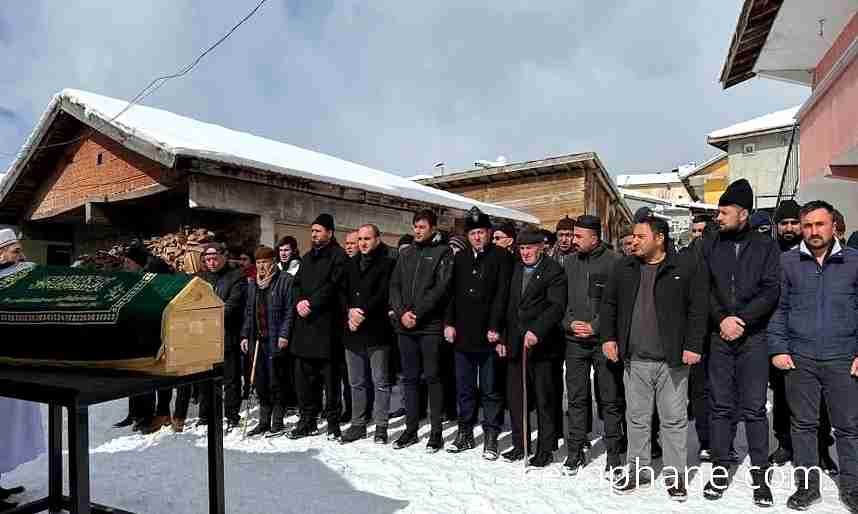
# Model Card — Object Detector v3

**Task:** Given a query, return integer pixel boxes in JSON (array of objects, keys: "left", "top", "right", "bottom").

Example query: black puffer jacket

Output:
[
  {"left": 197, "top": 265, "right": 246, "bottom": 349},
  {"left": 389, "top": 232, "right": 453, "bottom": 335},
  {"left": 702, "top": 224, "right": 781, "bottom": 335}
]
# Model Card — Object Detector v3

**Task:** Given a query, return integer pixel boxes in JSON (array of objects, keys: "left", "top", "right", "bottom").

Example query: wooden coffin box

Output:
[{"left": 0, "top": 263, "right": 224, "bottom": 375}]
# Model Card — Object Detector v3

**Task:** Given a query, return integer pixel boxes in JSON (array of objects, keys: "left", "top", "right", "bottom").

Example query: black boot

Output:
[
  {"left": 446, "top": 427, "right": 475, "bottom": 453},
  {"left": 287, "top": 417, "right": 319, "bottom": 440},
  {"left": 0, "top": 499, "right": 18, "bottom": 511},
  {"left": 267, "top": 405, "right": 287, "bottom": 438},
  {"left": 426, "top": 431, "right": 444, "bottom": 453},
  {"left": 247, "top": 404, "right": 272, "bottom": 437},
  {"left": 751, "top": 468, "right": 774, "bottom": 507},
  {"left": 340, "top": 424, "right": 367, "bottom": 444},
  {"left": 502, "top": 446, "right": 526, "bottom": 462},
  {"left": 562, "top": 448, "right": 585, "bottom": 477},
  {"left": 393, "top": 429, "right": 419, "bottom": 450},
  {"left": 482, "top": 431, "right": 499, "bottom": 461},
  {"left": 703, "top": 466, "right": 730, "bottom": 500},
  {"left": 768, "top": 445, "right": 792, "bottom": 466},
  {"left": 787, "top": 482, "right": 821, "bottom": 510},
  {"left": 528, "top": 450, "right": 553, "bottom": 467},
  {"left": 374, "top": 426, "right": 388, "bottom": 445},
  {"left": 113, "top": 415, "right": 134, "bottom": 428}
]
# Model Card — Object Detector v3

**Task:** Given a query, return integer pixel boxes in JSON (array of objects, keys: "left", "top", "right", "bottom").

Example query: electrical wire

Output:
[{"left": 0, "top": 0, "right": 268, "bottom": 163}]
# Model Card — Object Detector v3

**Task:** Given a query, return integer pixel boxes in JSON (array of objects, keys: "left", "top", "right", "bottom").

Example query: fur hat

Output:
[
  {"left": 773, "top": 200, "right": 801, "bottom": 223},
  {"left": 312, "top": 213, "right": 335, "bottom": 232},
  {"left": 464, "top": 206, "right": 492, "bottom": 232},
  {"left": 719, "top": 179, "right": 754, "bottom": 211}
]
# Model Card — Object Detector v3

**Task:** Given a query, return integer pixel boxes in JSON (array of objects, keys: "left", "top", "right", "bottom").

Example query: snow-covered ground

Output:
[{"left": 4, "top": 392, "right": 850, "bottom": 514}]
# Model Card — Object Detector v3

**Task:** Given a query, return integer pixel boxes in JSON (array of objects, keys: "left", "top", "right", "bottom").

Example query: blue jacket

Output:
[
  {"left": 241, "top": 270, "right": 295, "bottom": 360},
  {"left": 768, "top": 240, "right": 858, "bottom": 360}
]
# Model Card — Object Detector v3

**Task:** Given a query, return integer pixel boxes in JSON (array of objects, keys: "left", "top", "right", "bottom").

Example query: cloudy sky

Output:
[{"left": 0, "top": 1, "right": 809, "bottom": 178}]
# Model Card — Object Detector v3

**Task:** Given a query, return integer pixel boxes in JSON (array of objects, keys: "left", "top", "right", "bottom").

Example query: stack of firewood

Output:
[
  {"left": 73, "top": 244, "right": 129, "bottom": 271},
  {"left": 144, "top": 227, "right": 216, "bottom": 273},
  {"left": 74, "top": 227, "right": 218, "bottom": 273}
]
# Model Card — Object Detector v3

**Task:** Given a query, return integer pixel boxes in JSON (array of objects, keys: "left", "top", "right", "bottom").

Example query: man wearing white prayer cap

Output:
[{"left": 0, "top": 227, "right": 45, "bottom": 510}]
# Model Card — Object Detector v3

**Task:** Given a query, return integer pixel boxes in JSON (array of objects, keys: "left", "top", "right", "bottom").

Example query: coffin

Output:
[{"left": 0, "top": 263, "right": 224, "bottom": 375}]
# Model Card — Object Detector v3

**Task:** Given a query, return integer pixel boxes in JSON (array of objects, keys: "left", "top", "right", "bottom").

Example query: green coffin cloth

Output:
[{"left": 0, "top": 264, "right": 192, "bottom": 361}]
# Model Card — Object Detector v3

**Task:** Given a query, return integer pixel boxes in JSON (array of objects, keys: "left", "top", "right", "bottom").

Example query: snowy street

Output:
[{"left": 4, "top": 391, "right": 850, "bottom": 514}]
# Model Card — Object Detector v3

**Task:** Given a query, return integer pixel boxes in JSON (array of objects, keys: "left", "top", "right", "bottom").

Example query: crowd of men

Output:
[{"left": 3, "top": 175, "right": 858, "bottom": 512}]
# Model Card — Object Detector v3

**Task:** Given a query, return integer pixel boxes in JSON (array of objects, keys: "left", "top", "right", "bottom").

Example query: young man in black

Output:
[
  {"left": 444, "top": 207, "right": 513, "bottom": 460},
  {"left": 702, "top": 179, "right": 780, "bottom": 506},
  {"left": 389, "top": 210, "right": 454, "bottom": 452}
]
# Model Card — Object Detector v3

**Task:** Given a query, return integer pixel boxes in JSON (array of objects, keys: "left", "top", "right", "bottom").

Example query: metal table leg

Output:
[
  {"left": 207, "top": 377, "right": 225, "bottom": 514},
  {"left": 68, "top": 404, "right": 91, "bottom": 514},
  {"left": 48, "top": 404, "right": 63, "bottom": 514}
]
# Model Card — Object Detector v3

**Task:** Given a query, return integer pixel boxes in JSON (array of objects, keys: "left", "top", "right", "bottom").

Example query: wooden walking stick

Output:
[
  {"left": 242, "top": 339, "right": 261, "bottom": 438},
  {"left": 522, "top": 342, "right": 529, "bottom": 472}
]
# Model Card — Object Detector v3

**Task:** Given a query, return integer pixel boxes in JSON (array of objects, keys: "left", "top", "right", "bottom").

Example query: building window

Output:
[
  {"left": 743, "top": 143, "right": 756, "bottom": 155},
  {"left": 96, "top": 152, "right": 103, "bottom": 166}
]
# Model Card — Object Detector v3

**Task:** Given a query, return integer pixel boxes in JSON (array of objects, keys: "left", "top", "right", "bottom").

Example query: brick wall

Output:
[{"left": 31, "top": 130, "right": 166, "bottom": 219}]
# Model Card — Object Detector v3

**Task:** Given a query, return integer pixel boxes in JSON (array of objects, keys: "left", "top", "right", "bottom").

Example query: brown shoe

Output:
[
  {"left": 142, "top": 415, "right": 172, "bottom": 435},
  {"left": 171, "top": 417, "right": 186, "bottom": 433}
]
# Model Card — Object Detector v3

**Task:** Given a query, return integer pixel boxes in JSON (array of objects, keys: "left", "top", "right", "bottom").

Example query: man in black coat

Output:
[
  {"left": 601, "top": 216, "right": 707, "bottom": 499},
  {"left": 701, "top": 179, "right": 780, "bottom": 506},
  {"left": 500, "top": 228, "right": 567, "bottom": 467},
  {"left": 560, "top": 214, "right": 624, "bottom": 477},
  {"left": 443, "top": 207, "right": 513, "bottom": 460},
  {"left": 389, "top": 209, "right": 454, "bottom": 452},
  {"left": 192, "top": 243, "right": 247, "bottom": 432},
  {"left": 287, "top": 213, "right": 348, "bottom": 440},
  {"left": 339, "top": 224, "right": 397, "bottom": 445}
]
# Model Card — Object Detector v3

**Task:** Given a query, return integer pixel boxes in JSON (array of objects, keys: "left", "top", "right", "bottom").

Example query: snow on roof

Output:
[
  {"left": 2, "top": 89, "right": 538, "bottom": 224},
  {"left": 678, "top": 153, "right": 727, "bottom": 179},
  {"left": 617, "top": 187, "right": 673, "bottom": 205},
  {"left": 614, "top": 172, "right": 681, "bottom": 187},
  {"left": 406, "top": 174, "right": 433, "bottom": 181},
  {"left": 708, "top": 105, "right": 800, "bottom": 141}
]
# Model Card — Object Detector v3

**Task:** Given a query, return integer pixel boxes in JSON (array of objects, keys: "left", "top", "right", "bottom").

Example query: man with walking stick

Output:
[
  {"left": 500, "top": 228, "right": 567, "bottom": 467},
  {"left": 240, "top": 246, "right": 296, "bottom": 437}
]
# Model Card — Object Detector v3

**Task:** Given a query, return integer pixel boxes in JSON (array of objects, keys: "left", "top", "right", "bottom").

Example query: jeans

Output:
[
  {"left": 345, "top": 346, "right": 392, "bottom": 428},
  {"left": 786, "top": 355, "right": 858, "bottom": 492},
  {"left": 399, "top": 333, "right": 444, "bottom": 433},
  {"left": 709, "top": 332, "right": 769, "bottom": 467},
  {"left": 624, "top": 361, "right": 689, "bottom": 474},
  {"left": 454, "top": 349, "right": 503, "bottom": 434}
]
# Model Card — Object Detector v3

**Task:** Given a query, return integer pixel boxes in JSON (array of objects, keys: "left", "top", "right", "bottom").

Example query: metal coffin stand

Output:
[{"left": 0, "top": 364, "right": 225, "bottom": 514}]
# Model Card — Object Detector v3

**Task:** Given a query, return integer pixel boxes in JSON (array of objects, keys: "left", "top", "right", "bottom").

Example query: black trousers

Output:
[
  {"left": 689, "top": 354, "right": 711, "bottom": 449},
  {"left": 440, "top": 341, "right": 458, "bottom": 419},
  {"left": 770, "top": 363, "right": 834, "bottom": 452},
  {"left": 274, "top": 352, "right": 298, "bottom": 409},
  {"left": 134, "top": 388, "right": 172, "bottom": 418},
  {"left": 787, "top": 355, "right": 858, "bottom": 491},
  {"left": 508, "top": 356, "right": 562, "bottom": 454},
  {"left": 340, "top": 360, "right": 353, "bottom": 416},
  {"left": 454, "top": 349, "right": 503, "bottom": 433},
  {"left": 197, "top": 346, "right": 243, "bottom": 422},
  {"left": 399, "top": 333, "right": 444, "bottom": 433},
  {"left": 709, "top": 332, "right": 769, "bottom": 467},
  {"left": 294, "top": 355, "right": 341, "bottom": 425},
  {"left": 565, "top": 342, "right": 626, "bottom": 457}
]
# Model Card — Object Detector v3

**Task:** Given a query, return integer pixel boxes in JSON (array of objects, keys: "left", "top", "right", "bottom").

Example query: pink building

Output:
[{"left": 720, "top": 0, "right": 858, "bottom": 228}]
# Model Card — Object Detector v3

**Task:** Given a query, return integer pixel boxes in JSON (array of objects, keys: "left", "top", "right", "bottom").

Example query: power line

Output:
[{"left": 0, "top": 0, "right": 268, "bottom": 163}]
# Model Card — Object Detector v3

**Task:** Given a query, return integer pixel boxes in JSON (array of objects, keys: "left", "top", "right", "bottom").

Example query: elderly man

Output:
[
  {"left": 501, "top": 228, "right": 567, "bottom": 466},
  {"left": 548, "top": 216, "right": 576, "bottom": 266},
  {"left": 0, "top": 229, "right": 44, "bottom": 511}
]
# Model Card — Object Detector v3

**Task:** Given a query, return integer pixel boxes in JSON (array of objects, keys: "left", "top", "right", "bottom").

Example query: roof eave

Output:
[{"left": 720, "top": 0, "right": 784, "bottom": 89}]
